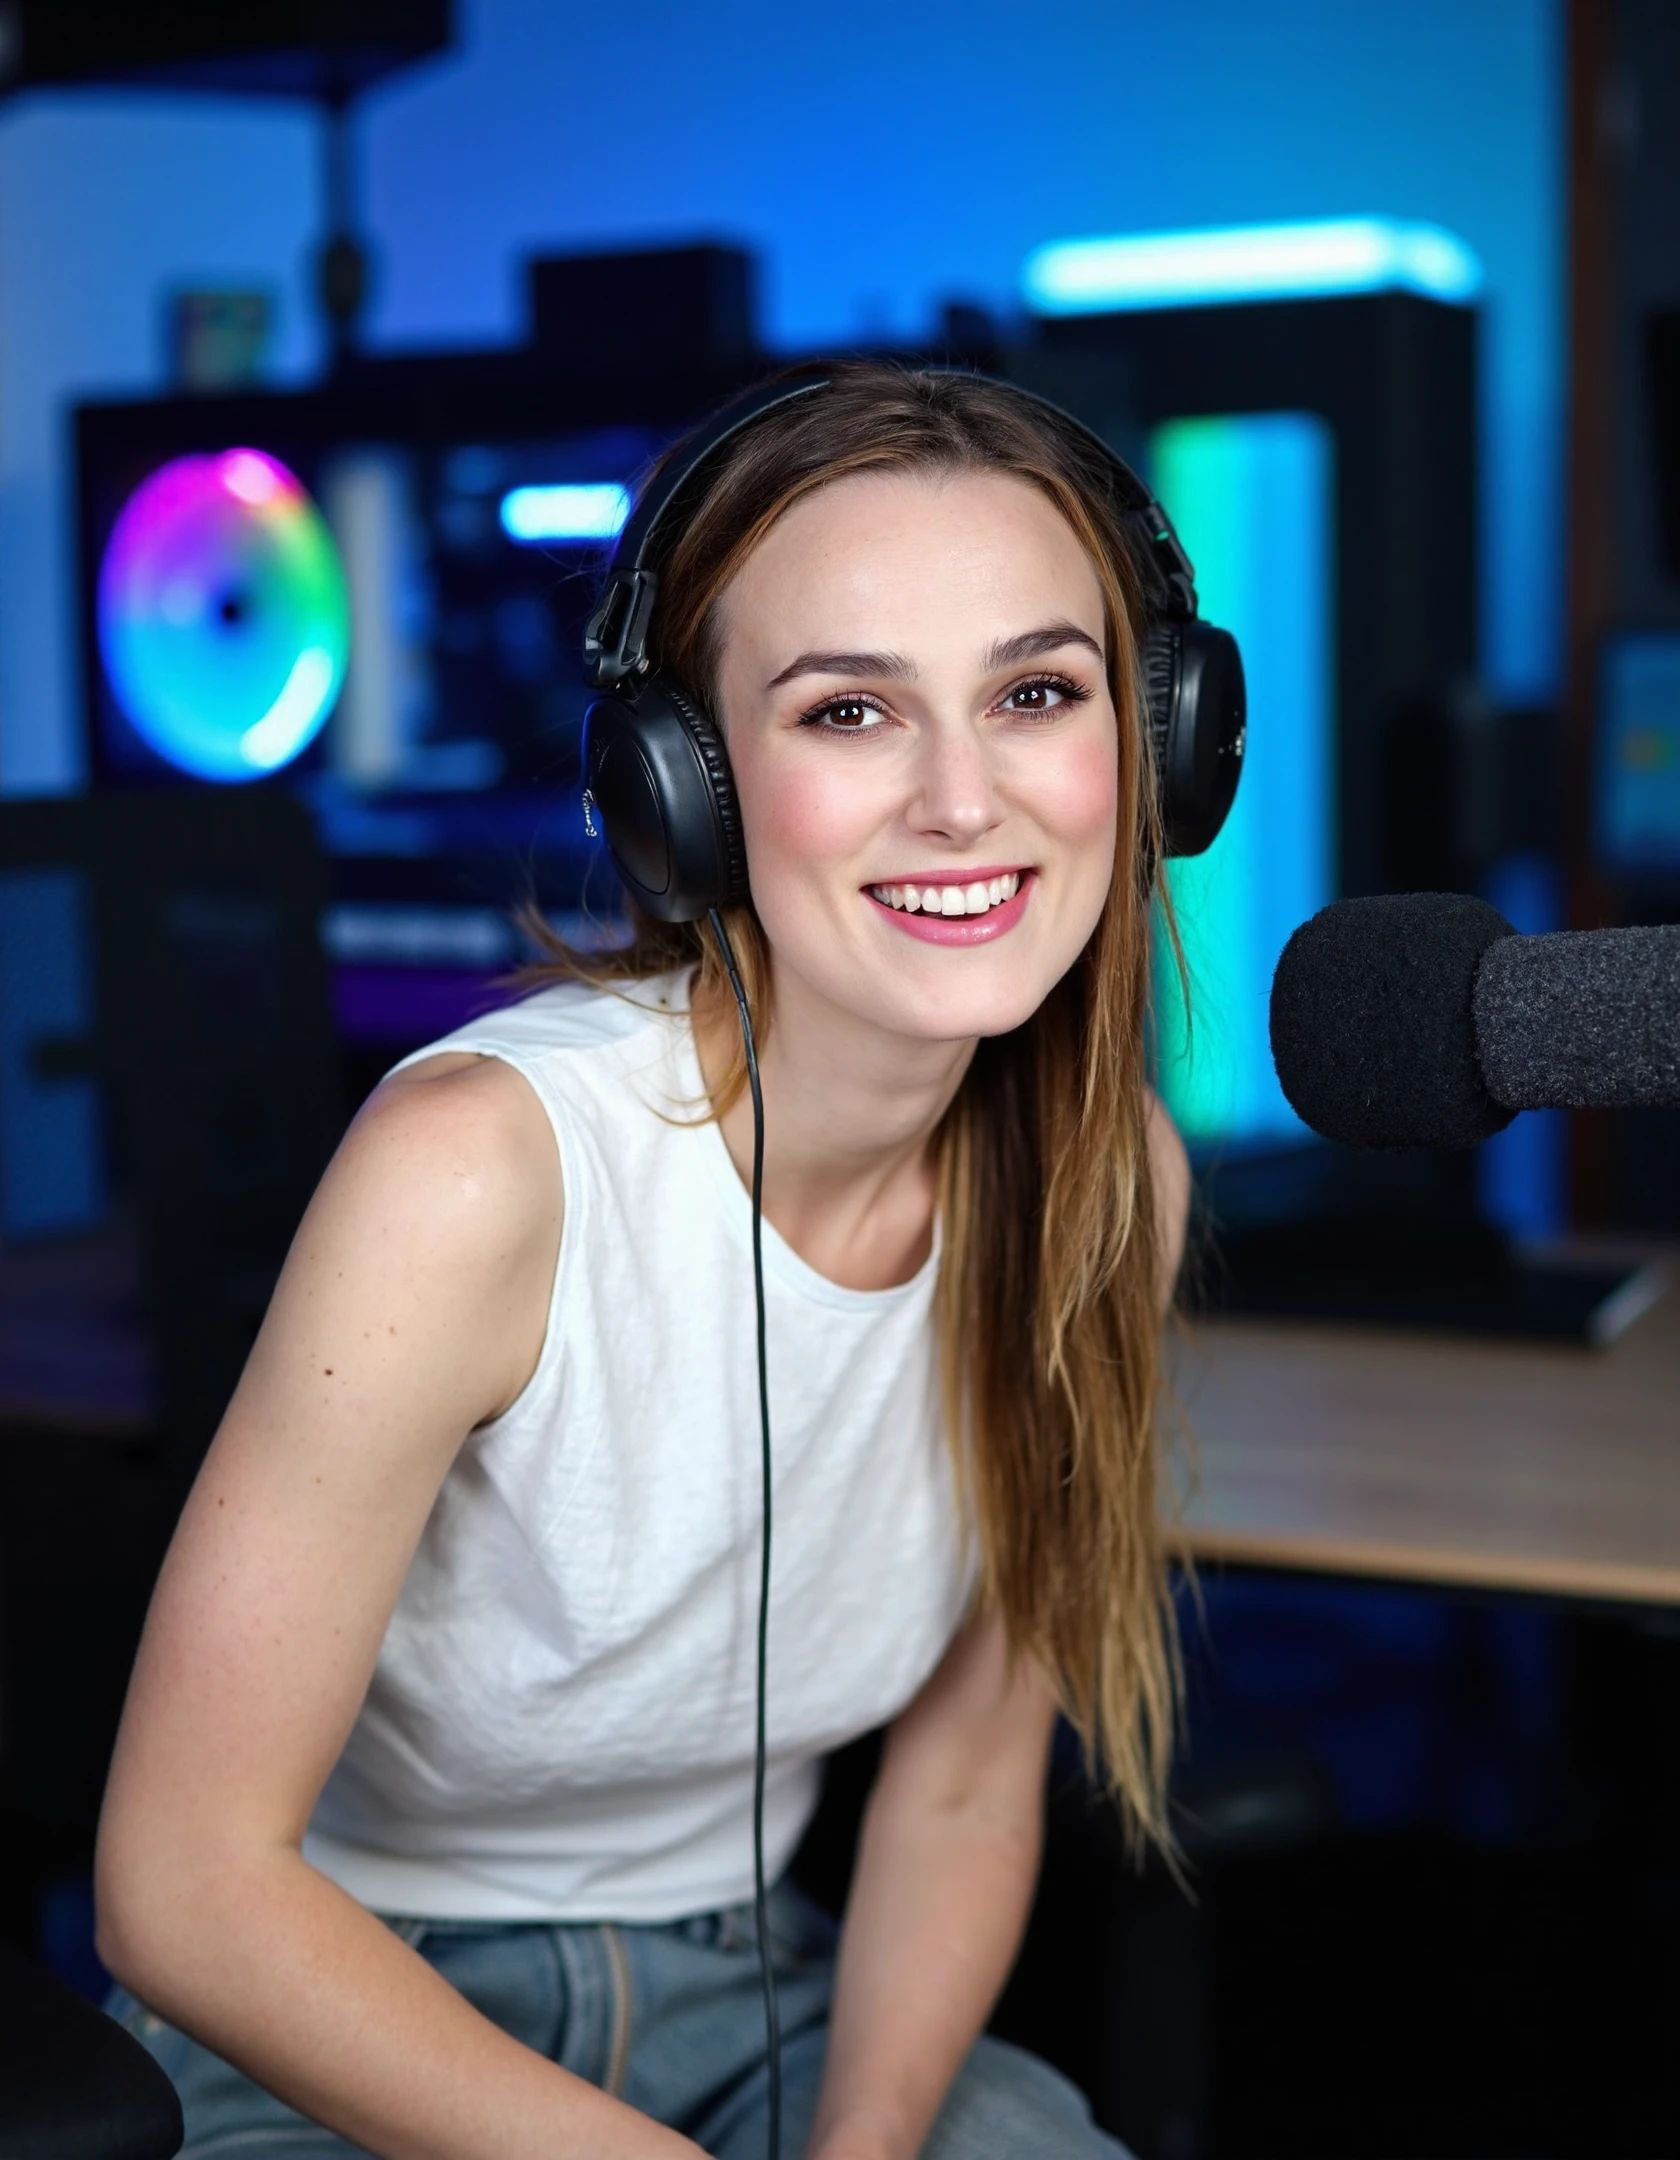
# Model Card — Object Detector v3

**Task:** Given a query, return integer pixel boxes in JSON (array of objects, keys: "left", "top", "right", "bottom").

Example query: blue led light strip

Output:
[
  {"left": 500, "top": 483, "right": 630, "bottom": 544},
  {"left": 1151, "top": 412, "right": 1335, "bottom": 1149},
  {"left": 1022, "top": 218, "right": 1483, "bottom": 315}
]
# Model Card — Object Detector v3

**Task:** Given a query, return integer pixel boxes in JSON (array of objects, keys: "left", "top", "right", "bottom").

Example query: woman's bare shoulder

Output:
[
  {"left": 260, "top": 1050, "right": 564, "bottom": 1427},
  {"left": 351, "top": 1050, "right": 563, "bottom": 1227}
]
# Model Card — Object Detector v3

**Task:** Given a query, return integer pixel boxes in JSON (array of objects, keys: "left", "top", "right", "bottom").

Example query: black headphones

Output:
[{"left": 580, "top": 370, "right": 1246, "bottom": 922}]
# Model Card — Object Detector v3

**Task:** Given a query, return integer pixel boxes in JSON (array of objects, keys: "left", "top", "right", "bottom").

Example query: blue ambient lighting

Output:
[
  {"left": 499, "top": 483, "right": 630, "bottom": 544},
  {"left": 1152, "top": 412, "right": 1335, "bottom": 1148},
  {"left": 1022, "top": 218, "right": 1483, "bottom": 315}
]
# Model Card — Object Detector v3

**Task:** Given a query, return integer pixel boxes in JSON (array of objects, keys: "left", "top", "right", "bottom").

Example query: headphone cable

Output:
[{"left": 709, "top": 907, "right": 782, "bottom": 2160}]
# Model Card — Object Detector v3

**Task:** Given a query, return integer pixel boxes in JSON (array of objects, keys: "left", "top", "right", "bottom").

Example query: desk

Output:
[{"left": 1168, "top": 1274, "right": 1679, "bottom": 1604}]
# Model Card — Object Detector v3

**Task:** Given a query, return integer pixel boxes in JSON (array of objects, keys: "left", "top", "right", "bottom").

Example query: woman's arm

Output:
[
  {"left": 96, "top": 1056, "right": 703, "bottom": 2160},
  {"left": 803, "top": 1612, "right": 1058, "bottom": 2160}
]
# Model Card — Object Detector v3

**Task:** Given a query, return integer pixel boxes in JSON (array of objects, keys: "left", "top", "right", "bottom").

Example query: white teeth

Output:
[{"left": 870, "top": 871, "right": 1024, "bottom": 914}]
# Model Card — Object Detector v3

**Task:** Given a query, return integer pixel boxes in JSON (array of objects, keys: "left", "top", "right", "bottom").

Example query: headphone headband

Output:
[
  {"left": 582, "top": 367, "right": 1201, "bottom": 691},
  {"left": 583, "top": 373, "right": 830, "bottom": 689}
]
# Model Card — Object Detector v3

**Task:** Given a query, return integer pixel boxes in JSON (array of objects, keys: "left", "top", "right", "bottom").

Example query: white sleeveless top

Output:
[{"left": 303, "top": 974, "right": 974, "bottom": 1923}]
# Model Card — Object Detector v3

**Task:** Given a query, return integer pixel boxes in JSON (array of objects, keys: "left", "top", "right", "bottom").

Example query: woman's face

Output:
[{"left": 712, "top": 465, "right": 1121, "bottom": 1047}]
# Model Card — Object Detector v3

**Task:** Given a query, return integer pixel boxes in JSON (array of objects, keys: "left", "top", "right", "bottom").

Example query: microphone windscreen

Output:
[
  {"left": 1474, "top": 923, "right": 1680, "bottom": 1108},
  {"left": 1269, "top": 893, "right": 1518, "bottom": 1149}
]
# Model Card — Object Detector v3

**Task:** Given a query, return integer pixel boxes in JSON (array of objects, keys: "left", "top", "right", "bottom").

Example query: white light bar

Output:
[
  {"left": 1022, "top": 218, "right": 1483, "bottom": 316},
  {"left": 499, "top": 482, "right": 630, "bottom": 544}
]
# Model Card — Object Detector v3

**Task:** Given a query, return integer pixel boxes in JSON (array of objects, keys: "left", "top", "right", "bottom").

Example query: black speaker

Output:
[{"left": 531, "top": 245, "right": 758, "bottom": 372}]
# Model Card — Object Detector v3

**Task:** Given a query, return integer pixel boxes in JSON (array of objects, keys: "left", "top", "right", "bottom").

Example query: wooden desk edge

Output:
[{"left": 1168, "top": 1522, "right": 1680, "bottom": 1608}]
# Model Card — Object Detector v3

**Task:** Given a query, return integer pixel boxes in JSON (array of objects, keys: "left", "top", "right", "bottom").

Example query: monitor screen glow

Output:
[{"left": 1150, "top": 410, "right": 1336, "bottom": 1150}]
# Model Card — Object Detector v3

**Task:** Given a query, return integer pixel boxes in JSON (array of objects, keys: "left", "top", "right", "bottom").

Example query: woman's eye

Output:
[
  {"left": 806, "top": 697, "right": 887, "bottom": 731},
  {"left": 1002, "top": 676, "right": 1082, "bottom": 715}
]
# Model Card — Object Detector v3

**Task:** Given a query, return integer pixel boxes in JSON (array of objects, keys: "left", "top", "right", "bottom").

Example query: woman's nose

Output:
[{"left": 907, "top": 717, "right": 1003, "bottom": 844}]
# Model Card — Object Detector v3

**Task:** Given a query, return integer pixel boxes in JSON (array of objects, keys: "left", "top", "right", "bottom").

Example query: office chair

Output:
[{"left": 0, "top": 1941, "right": 182, "bottom": 2157}]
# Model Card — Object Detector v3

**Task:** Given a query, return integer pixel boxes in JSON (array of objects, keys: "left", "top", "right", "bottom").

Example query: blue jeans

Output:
[{"left": 107, "top": 1877, "right": 1130, "bottom": 2159}]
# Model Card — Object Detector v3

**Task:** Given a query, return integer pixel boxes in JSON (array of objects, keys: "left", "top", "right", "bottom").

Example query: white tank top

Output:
[{"left": 303, "top": 973, "right": 974, "bottom": 1923}]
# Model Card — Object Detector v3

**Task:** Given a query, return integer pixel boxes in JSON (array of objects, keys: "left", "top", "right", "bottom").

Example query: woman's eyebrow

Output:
[
  {"left": 763, "top": 620, "right": 1101, "bottom": 693},
  {"left": 983, "top": 621, "right": 1104, "bottom": 671},
  {"left": 765, "top": 647, "right": 916, "bottom": 691}
]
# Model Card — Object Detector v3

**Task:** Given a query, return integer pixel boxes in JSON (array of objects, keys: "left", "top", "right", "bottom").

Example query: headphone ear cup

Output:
[
  {"left": 582, "top": 679, "right": 749, "bottom": 922},
  {"left": 1143, "top": 619, "right": 1247, "bottom": 858},
  {"left": 663, "top": 684, "right": 749, "bottom": 906},
  {"left": 1142, "top": 621, "right": 1181, "bottom": 804}
]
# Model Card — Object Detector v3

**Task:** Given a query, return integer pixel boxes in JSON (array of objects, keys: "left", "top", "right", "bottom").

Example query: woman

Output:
[{"left": 96, "top": 364, "right": 1192, "bottom": 2160}]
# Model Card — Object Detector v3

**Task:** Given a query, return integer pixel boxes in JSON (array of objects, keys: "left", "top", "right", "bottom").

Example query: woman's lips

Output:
[{"left": 864, "top": 871, "right": 1035, "bottom": 945}]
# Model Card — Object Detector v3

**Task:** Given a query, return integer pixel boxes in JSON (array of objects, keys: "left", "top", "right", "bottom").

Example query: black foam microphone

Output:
[{"left": 1269, "top": 893, "right": 1680, "bottom": 1150}]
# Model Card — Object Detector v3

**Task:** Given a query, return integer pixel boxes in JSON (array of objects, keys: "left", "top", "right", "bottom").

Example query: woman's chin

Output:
[{"left": 800, "top": 954, "right": 1067, "bottom": 1047}]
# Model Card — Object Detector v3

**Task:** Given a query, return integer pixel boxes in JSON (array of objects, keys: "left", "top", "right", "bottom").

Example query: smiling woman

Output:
[
  {"left": 95, "top": 366, "right": 1190, "bottom": 2160},
  {"left": 701, "top": 458, "right": 1122, "bottom": 1044}
]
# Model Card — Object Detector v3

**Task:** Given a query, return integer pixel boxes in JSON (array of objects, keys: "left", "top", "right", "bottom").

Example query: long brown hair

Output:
[{"left": 536, "top": 363, "right": 1179, "bottom": 1850}]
